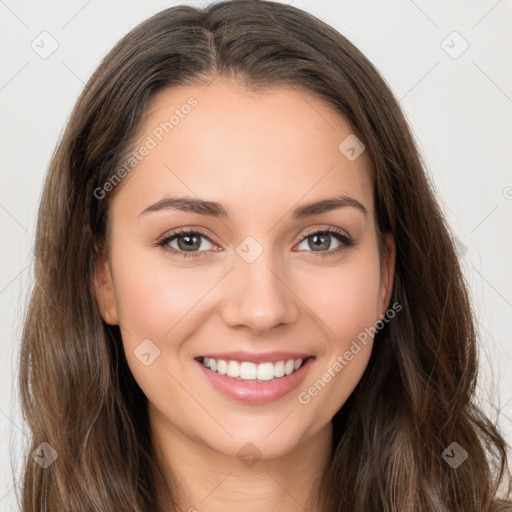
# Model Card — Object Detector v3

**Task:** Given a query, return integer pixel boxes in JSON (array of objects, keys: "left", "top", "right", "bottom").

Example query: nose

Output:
[{"left": 220, "top": 251, "right": 300, "bottom": 334}]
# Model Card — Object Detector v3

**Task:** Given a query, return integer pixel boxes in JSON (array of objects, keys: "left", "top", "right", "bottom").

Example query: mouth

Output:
[
  {"left": 195, "top": 355, "right": 312, "bottom": 383},
  {"left": 194, "top": 354, "right": 316, "bottom": 404}
]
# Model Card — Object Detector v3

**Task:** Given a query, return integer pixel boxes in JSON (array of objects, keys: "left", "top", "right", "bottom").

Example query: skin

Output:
[{"left": 94, "top": 76, "right": 395, "bottom": 512}]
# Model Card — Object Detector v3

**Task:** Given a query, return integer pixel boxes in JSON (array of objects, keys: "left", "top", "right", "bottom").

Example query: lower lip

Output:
[{"left": 195, "top": 357, "right": 315, "bottom": 405}]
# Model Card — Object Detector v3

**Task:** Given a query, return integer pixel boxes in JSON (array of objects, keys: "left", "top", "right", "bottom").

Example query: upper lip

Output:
[{"left": 196, "top": 351, "right": 313, "bottom": 364}]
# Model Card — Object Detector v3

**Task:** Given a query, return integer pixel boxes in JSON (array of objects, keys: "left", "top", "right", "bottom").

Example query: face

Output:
[{"left": 94, "top": 76, "right": 395, "bottom": 461}]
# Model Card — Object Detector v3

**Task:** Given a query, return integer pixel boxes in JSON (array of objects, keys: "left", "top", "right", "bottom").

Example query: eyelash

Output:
[{"left": 155, "top": 226, "right": 354, "bottom": 260}]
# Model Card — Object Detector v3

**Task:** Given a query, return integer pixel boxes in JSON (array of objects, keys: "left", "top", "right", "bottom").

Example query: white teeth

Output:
[
  {"left": 217, "top": 359, "right": 228, "bottom": 375},
  {"left": 284, "top": 359, "right": 295, "bottom": 375},
  {"left": 227, "top": 360, "right": 240, "bottom": 377},
  {"left": 257, "top": 362, "right": 275, "bottom": 381},
  {"left": 201, "top": 357, "right": 306, "bottom": 381},
  {"left": 239, "top": 362, "right": 257, "bottom": 380},
  {"left": 274, "top": 361, "right": 285, "bottom": 378}
]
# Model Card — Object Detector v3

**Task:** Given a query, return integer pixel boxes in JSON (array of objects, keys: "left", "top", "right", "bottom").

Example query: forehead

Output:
[{"left": 110, "top": 77, "right": 374, "bottom": 219}]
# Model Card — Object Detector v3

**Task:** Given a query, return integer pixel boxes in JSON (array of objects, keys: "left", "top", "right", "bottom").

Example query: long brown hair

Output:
[{"left": 17, "top": 1, "right": 511, "bottom": 510}]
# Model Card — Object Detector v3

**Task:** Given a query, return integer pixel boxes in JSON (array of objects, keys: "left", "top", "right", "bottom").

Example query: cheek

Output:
[
  {"left": 332, "top": 264, "right": 382, "bottom": 341},
  {"left": 294, "top": 253, "right": 382, "bottom": 419},
  {"left": 110, "top": 250, "right": 212, "bottom": 413},
  {"left": 109, "top": 249, "right": 217, "bottom": 392},
  {"left": 112, "top": 251, "right": 213, "bottom": 338},
  {"left": 295, "top": 252, "right": 383, "bottom": 343}
]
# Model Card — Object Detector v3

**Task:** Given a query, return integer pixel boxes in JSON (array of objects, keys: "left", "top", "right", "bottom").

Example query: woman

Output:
[{"left": 18, "top": 1, "right": 511, "bottom": 510}]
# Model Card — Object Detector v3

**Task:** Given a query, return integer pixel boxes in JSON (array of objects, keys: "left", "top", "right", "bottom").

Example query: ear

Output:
[
  {"left": 93, "top": 251, "right": 119, "bottom": 325},
  {"left": 379, "top": 232, "right": 396, "bottom": 314}
]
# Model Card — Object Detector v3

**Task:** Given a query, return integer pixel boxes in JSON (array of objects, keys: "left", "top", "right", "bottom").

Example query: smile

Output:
[
  {"left": 194, "top": 353, "right": 315, "bottom": 404},
  {"left": 201, "top": 356, "right": 306, "bottom": 382}
]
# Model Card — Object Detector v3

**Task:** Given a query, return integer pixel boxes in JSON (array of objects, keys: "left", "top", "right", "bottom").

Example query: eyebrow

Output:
[{"left": 138, "top": 194, "right": 368, "bottom": 219}]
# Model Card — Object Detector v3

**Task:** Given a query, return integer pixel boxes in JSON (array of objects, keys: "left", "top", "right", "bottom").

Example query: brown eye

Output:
[
  {"left": 157, "top": 230, "right": 216, "bottom": 258},
  {"left": 295, "top": 228, "right": 353, "bottom": 257},
  {"left": 176, "top": 233, "right": 202, "bottom": 252},
  {"left": 302, "top": 233, "right": 334, "bottom": 252}
]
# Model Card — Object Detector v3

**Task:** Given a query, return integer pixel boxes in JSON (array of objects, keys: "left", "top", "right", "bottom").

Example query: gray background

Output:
[{"left": 1, "top": 0, "right": 511, "bottom": 508}]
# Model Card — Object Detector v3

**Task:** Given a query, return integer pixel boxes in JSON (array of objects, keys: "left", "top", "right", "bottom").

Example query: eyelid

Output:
[
  {"left": 156, "top": 224, "right": 353, "bottom": 258},
  {"left": 156, "top": 225, "right": 351, "bottom": 244},
  {"left": 297, "top": 224, "right": 351, "bottom": 242},
  {"left": 156, "top": 226, "right": 219, "bottom": 246},
  {"left": 155, "top": 227, "right": 220, "bottom": 258}
]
